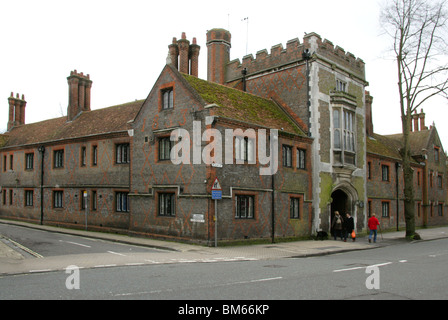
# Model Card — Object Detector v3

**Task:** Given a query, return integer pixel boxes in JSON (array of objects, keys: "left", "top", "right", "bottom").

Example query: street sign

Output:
[
  {"left": 212, "top": 177, "right": 222, "bottom": 200},
  {"left": 212, "top": 177, "right": 222, "bottom": 191},
  {"left": 212, "top": 190, "right": 222, "bottom": 200}
]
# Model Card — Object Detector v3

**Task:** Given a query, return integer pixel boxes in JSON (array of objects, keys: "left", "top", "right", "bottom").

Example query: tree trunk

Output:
[{"left": 401, "top": 110, "right": 416, "bottom": 238}]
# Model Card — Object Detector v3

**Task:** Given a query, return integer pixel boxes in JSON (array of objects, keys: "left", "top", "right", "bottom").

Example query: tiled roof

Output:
[
  {"left": 0, "top": 134, "right": 8, "bottom": 148},
  {"left": 366, "top": 133, "right": 402, "bottom": 160},
  {"left": 385, "top": 129, "right": 432, "bottom": 156},
  {"left": 367, "top": 129, "right": 436, "bottom": 165},
  {"left": 181, "top": 73, "right": 306, "bottom": 136},
  {"left": 2, "top": 100, "right": 143, "bottom": 148}
]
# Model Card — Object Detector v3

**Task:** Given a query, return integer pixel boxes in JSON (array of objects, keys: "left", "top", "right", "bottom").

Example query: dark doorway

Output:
[{"left": 331, "top": 190, "right": 348, "bottom": 235}]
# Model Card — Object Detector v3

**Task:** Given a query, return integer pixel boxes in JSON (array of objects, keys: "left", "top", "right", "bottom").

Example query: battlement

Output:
[
  {"left": 226, "top": 32, "right": 365, "bottom": 82},
  {"left": 308, "top": 33, "right": 365, "bottom": 80}
]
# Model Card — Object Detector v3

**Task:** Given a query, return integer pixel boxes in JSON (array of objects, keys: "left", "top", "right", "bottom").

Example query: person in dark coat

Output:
[
  {"left": 343, "top": 213, "right": 355, "bottom": 242},
  {"left": 331, "top": 211, "right": 344, "bottom": 240}
]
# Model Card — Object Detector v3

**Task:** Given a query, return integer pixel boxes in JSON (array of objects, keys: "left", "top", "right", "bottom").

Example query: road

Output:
[
  {"left": 0, "top": 223, "right": 164, "bottom": 258},
  {"left": 1, "top": 223, "right": 447, "bottom": 301}
]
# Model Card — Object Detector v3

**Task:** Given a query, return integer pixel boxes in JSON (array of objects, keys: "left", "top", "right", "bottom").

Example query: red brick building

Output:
[
  {"left": 366, "top": 109, "right": 448, "bottom": 230},
  {"left": 1, "top": 28, "right": 446, "bottom": 243}
]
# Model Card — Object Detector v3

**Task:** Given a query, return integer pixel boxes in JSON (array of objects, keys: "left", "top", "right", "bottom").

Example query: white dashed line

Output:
[{"left": 107, "top": 251, "right": 126, "bottom": 257}]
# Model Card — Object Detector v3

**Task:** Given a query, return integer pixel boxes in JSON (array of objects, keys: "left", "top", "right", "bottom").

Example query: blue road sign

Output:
[{"left": 212, "top": 190, "right": 222, "bottom": 200}]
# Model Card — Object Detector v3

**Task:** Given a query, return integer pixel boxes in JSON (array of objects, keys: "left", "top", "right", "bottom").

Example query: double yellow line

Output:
[{"left": 1, "top": 236, "right": 43, "bottom": 259}]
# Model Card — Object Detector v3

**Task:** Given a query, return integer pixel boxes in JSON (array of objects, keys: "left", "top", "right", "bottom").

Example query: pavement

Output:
[{"left": 1, "top": 218, "right": 448, "bottom": 276}]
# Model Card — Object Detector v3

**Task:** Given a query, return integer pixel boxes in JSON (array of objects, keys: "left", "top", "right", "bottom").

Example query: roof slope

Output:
[
  {"left": 366, "top": 133, "right": 402, "bottom": 160},
  {"left": 182, "top": 73, "right": 305, "bottom": 136},
  {"left": 385, "top": 129, "right": 433, "bottom": 156},
  {"left": 367, "top": 128, "right": 442, "bottom": 165},
  {"left": 2, "top": 100, "right": 143, "bottom": 148},
  {"left": 0, "top": 134, "right": 8, "bottom": 148}
]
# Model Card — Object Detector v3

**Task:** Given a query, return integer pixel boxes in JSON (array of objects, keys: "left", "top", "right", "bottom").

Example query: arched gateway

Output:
[{"left": 329, "top": 185, "right": 359, "bottom": 235}]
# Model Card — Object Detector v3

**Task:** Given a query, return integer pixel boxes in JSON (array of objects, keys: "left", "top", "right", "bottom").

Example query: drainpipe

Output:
[
  {"left": 242, "top": 68, "right": 248, "bottom": 92},
  {"left": 271, "top": 173, "right": 275, "bottom": 244},
  {"left": 38, "top": 146, "right": 45, "bottom": 225}
]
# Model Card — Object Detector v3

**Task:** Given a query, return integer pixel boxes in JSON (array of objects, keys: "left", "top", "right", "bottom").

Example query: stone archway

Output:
[
  {"left": 330, "top": 185, "right": 358, "bottom": 235},
  {"left": 331, "top": 189, "right": 348, "bottom": 219}
]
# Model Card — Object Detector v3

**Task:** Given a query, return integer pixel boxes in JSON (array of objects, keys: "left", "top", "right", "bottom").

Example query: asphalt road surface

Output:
[
  {"left": 0, "top": 223, "right": 164, "bottom": 258},
  {"left": 1, "top": 234, "right": 447, "bottom": 301}
]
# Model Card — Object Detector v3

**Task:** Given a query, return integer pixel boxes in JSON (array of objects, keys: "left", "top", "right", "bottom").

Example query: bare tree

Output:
[{"left": 381, "top": 0, "right": 448, "bottom": 238}]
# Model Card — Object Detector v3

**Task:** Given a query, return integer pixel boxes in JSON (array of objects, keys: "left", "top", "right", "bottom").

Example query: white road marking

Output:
[
  {"left": 249, "top": 277, "right": 283, "bottom": 283},
  {"left": 29, "top": 269, "right": 53, "bottom": 273},
  {"left": 107, "top": 251, "right": 126, "bottom": 257},
  {"left": 333, "top": 266, "right": 365, "bottom": 273},
  {"left": 59, "top": 240, "right": 91, "bottom": 248},
  {"left": 94, "top": 264, "right": 117, "bottom": 268},
  {"left": 333, "top": 262, "right": 393, "bottom": 273}
]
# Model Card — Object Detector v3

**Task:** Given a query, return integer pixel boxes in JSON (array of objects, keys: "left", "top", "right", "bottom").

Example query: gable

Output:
[{"left": 132, "top": 64, "right": 206, "bottom": 130}]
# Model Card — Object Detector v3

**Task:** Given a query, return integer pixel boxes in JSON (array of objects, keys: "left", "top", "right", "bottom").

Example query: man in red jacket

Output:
[{"left": 368, "top": 213, "right": 380, "bottom": 243}]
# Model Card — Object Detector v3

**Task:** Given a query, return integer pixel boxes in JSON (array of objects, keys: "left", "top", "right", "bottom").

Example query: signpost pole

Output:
[
  {"left": 215, "top": 199, "right": 218, "bottom": 247},
  {"left": 84, "top": 191, "right": 88, "bottom": 231},
  {"left": 211, "top": 177, "right": 222, "bottom": 248}
]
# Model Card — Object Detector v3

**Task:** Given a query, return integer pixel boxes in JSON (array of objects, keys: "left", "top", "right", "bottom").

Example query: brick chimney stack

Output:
[
  {"left": 67, "top": 70, "right": 92, "bottom": 121},
  {"left": 7, "top": 92, "right": 27, "bottom": 131},
  {"left": 189, "top": 37, "right": 200, "bottom": 77},
  {"left": 411, "top": 109, "right": 428, "bottom": 132},
  {"left": 412, "top": 111, "right": 419, "bottom": 131},
  {"left": 206, "top": 28, "right": 231, "bottom": 84},
  {"left": 365, "top": 91, "right": 374, "bottom": 137},
  {"left": 168, "top": 37, "right": 179, "bottom": 70},
  {"left": 419, "top": 109, "right": 427, "bottom": 131},
  {"left": 178, "top": 32, "right": 190, "bottom": 74},
  {"left": 167, "top": 33, "right": 200, "bottom": 77}
]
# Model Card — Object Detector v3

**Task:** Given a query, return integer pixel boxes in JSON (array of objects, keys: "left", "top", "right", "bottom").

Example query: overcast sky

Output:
[{"left": 1, "top": 0, "right": 447, "bottom": 150}]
